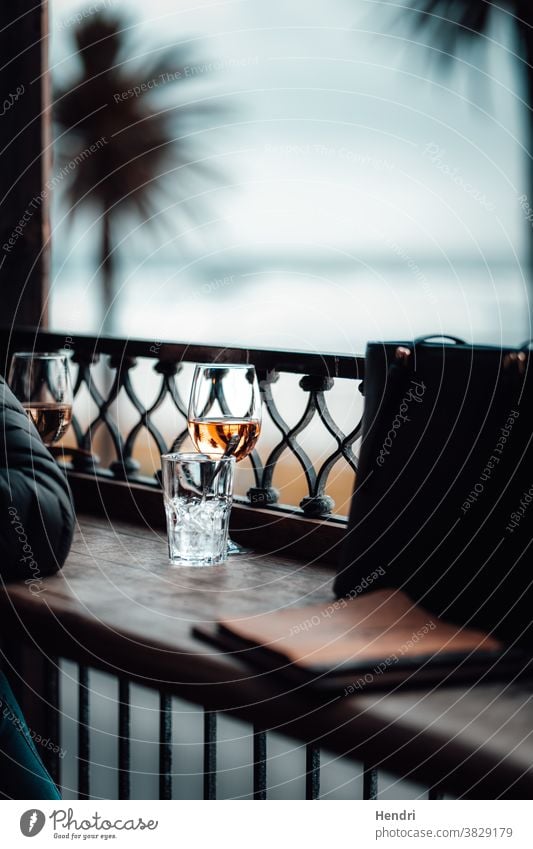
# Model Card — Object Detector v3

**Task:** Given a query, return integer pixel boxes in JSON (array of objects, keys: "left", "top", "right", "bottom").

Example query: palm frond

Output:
[
  {"left": 408, "top": 0, "right": 495, "bottom": 63},
  {"left": 53, "top": 11, "right": 226, "bottom": 227}
]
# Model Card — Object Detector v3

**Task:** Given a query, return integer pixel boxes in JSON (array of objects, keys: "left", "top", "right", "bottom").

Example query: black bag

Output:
[{"left": 334, "top": 336, "right": 533, "bottom": 647}]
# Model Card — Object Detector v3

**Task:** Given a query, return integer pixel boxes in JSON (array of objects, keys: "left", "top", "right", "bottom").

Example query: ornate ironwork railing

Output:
[
  {"left": 0, "top": 330, "right": 454, "bottom": 800},
  {"left": 0, "top": 328, "right": 365, "bottom": 518}
]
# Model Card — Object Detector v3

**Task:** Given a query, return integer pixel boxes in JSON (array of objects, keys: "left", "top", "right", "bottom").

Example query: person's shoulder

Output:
[{"left": 0, "top": 376, "right": 26, "bottom": 415}]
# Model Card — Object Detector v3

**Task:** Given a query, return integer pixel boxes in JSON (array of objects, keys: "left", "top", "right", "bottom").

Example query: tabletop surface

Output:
[{"left": 1, "top": 513, "right": 532, "bottom": 798}]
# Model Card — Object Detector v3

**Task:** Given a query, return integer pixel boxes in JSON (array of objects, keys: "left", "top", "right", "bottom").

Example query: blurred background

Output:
[
  {"left": 49, "top": 0, "right": 529, "bottom": 352},
  {"left": 45, "top": 0, "right": 531, "bottom": 800}
]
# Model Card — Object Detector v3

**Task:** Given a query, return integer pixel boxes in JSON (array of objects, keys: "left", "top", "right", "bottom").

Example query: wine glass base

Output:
[{"left": 227, "top": 536, "right": 250, "bottom": 556}]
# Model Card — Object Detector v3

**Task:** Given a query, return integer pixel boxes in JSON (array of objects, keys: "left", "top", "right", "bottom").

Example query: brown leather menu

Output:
[{"left": 194, "top": 589, "right": 529, "bottom": 692}]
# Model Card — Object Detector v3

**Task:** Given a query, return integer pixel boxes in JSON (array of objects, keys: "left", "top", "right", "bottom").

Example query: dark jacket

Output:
[{"left": 0, "top": 376, "right": 75, "bottom": 582}]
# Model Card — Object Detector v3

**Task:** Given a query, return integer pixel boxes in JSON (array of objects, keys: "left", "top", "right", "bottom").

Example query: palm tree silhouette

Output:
[
  {"left": 407, "top": 2, "right": 533, "bottom": 316},
  {"left": 54, "top": 13, "right": 223, "bottom": 333}
]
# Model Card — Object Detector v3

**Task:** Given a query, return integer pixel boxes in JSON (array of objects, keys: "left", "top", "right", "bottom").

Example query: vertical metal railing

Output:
[
  {"left": 78, "top": 664, "right": 90, "bottom": 799},
  {"left": 9, "top": 656, "right": 450, "bottom": 801},
  {"left": 203, "top": 710, "right": 217, "bottom": 799},
  {"left": 363, "top": 765, "right": 379, "bottom": 799},
  {"left": 253, "top": 726, "right": 267, "bottom": 799},
  {"left": 305, "top": 744, "right": 320, "bottom": 800},
  {"left": 118, "top": 679, "right": 130, "bottom": 799},
  {"left": 159, "top": 692, "right": 172, "bottom": 799}
]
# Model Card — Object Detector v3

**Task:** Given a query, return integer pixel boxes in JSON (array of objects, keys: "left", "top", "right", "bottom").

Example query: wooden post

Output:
[{"left": 0, "top": 1, "right": 50, "bottom": 330}]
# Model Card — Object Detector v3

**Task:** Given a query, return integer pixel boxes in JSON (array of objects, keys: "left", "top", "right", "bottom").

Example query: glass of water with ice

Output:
[{"left": 161, "top": 452, "right": 235, "bottom": 566}]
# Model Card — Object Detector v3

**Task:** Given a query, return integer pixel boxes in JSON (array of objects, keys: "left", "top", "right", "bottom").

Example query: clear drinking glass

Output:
[
  {"left": 161, "top": 452, "right": 235, "bottom": 566},
  {"left": 187, "top": 364, "right": 262, "bottom": 555},
  {"left": 8, "top": 353, "right": 73, "bottom": 446}
]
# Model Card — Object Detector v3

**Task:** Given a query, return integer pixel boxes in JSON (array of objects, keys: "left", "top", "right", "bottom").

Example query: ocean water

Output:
[{"left": 50, "top": 258, "right": 530, "bottom": 352}]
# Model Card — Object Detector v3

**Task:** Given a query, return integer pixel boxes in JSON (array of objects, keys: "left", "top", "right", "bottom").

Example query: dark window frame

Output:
[{"left": 0, "top": 2, "right": 50, "bottom": 329}]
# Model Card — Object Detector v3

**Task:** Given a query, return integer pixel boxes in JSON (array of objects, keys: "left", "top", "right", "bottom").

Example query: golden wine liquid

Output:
[
  {"left": 189, "top": 418, "right": 260, "bottom": 462},
  {"left": 23, "top": 402, "right": 73, "bottom": 445}
]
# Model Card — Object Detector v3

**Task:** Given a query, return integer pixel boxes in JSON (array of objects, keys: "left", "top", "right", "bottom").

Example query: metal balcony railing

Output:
[
  {"left": 0, "top": 328, "right": 365, "bottom": 518},
  {"left": 0, "top": 328, "right": 445, "bottom": 801}
]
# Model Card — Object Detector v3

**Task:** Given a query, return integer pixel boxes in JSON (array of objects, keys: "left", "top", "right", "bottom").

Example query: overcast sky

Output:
[{"left": 50, "top": 0, "right": 526, "bottom": 263}]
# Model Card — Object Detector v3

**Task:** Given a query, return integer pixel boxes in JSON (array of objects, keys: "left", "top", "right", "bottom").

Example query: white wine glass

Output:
[
  {"left": 187, "top": 363, "right": 262, "bottom": 555},
  {"left": 8, "top": 353, "right": 73, "bottom": 447}
]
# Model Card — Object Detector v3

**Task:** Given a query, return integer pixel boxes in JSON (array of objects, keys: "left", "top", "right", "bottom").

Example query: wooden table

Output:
[{"left": 1, "top": 514, "right": 532, "bottom": 798}]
